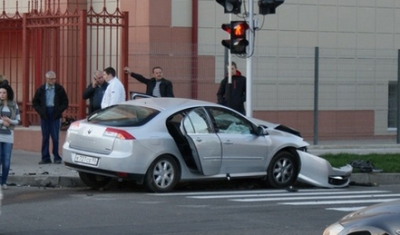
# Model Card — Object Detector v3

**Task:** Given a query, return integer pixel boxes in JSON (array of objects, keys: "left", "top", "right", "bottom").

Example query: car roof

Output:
[
  {"left": 119, "top": 98, "right": 284, "bottom": 129},
  {"left": 121, "top": 98, "right": 219, "bottom": 111}
]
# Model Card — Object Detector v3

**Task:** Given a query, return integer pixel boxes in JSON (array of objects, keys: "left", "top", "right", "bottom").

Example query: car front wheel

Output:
[
  {"left": 267, "top": 151, "right": 298, "bottom": 188},
  {"left": 144, "top": 155, "right": 180, "bottom": 193},
  {"left": 78, "top": 172, "right": 112, "bottom": 189}
]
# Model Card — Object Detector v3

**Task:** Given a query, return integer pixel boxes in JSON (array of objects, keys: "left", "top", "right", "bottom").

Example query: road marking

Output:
[
  {"left": 150, "top": 189, "right": 400, "bottom": 212},
  {"left": 326, "top": 207, "right": 366, "bottom": 212},
  {"left": 150, "top": 188, "right": 348, "bottom": 196},
  {"left": 188, "top": 190, "right": 390, "bottom": 200},
  {"left": 279, "top": 198, "right": 397, "bottom": 205},
  {"left": 230, "top": 193, "right": 400, "bottom": 202}
]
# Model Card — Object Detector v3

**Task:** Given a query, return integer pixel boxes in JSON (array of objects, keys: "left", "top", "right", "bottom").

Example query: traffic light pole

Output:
[
  {"left": 218, "top": 0, "right": 284, "bottom": 117},
  {"left": 245, "top": 0, "right": 254, "bottom": 117},
  {"left": 226, "top": 14, "right": 233, "bottom": 110},
  {"left": 228, "top": 14, "right": 233, "bottom": 85}
]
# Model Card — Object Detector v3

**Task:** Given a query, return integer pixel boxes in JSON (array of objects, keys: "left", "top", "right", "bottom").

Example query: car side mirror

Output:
[{"left": 257, "top": 126, "right": 268, "bottom": 136}]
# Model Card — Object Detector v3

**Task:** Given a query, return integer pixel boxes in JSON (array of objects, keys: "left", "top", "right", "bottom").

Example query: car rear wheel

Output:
[
  {"left": 78, "top": 172, "right": 112, "bottom": 189},
  {"left": 267, "top": 151, "right": 298, "bottom": 188},
  {"left": 144, "top": 155, "right": 180, "bottom": 193}
]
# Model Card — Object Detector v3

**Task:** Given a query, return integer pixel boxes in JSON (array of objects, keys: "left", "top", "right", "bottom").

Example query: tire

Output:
[
  {"left": 267, "top": 151, "right": 298, "bottom": 189},
  {"left": 144, "top": 155, "right": 180, "bottom": 193},
  {"left": 78, "top": 172, "right": 112, "bottom": 189}
]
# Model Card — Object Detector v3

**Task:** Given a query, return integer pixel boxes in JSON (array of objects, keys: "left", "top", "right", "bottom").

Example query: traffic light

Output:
[
  {"left": 221, "top": 23, "right": 232, "bottom": 50},
  {"left": 216, "top": 0, "right": 242, "bottom": 14},
  {"left": 221, "top": 21, "right": 249, "bottom": 54},
  {"left": 258, "top": 0, "right": 284, "bottom": 15}
]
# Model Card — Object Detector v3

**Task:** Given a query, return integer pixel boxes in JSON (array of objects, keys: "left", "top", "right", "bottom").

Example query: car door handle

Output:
[{"left": 223, "top": 141, "right": 233, "bottom": 145}]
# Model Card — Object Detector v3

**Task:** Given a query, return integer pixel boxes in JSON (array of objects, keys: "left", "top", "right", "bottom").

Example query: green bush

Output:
[{"left": 320, "top": 153, "right": 400, "bottom": 173}]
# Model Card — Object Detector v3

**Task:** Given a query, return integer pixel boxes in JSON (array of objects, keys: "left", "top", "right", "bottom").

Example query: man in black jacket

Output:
[
  {"left": 217, "top": 62, "right": 246, "bottom": 115},
  {"left": 124, "top": 66, "right": 174, "bottom": 97},
  {"left": 32, "top": 71, "right": 69, "bottom": 164},
  {"left": 82, "top": 70, "right": 108, "bottom": 114}
]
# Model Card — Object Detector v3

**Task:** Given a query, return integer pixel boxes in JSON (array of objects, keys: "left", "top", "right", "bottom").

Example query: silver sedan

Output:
[
  {"left": 323, "top": 199, "right": 400, "bottom": 235},
  {"left": 63, "top": 98, "right": 352, "bottom": 192}
]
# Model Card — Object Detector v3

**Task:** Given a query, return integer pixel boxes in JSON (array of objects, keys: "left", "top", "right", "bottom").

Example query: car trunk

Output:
[{"left": 68, "top": 123, "right": 115, "bottom": 154}]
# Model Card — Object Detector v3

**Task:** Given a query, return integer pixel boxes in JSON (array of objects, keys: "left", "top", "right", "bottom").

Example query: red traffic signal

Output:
[
  {"left": 232, "top": 21, "right": 248, "bottom": 38},
  {"left": 221, "top": 21, "right": 249, "bottom": 54}
]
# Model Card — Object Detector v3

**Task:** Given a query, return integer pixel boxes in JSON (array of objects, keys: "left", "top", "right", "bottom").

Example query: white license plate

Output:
[{"left": 74, "top": 154, "right": 99, "bottom": 166}]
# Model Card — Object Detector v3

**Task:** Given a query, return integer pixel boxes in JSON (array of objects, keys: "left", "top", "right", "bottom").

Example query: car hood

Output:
[
  {"left": 250, "top": 118, "right": 304, "bottom": 139},
  {"left": 341, "top": 199, "right": 400, "bottom": 221},
  {"left": 339, "top": 199, "right": 400, "bottom": 228},
  {"left": 249, "top": 118, "right": 280, "bottom": 129}
]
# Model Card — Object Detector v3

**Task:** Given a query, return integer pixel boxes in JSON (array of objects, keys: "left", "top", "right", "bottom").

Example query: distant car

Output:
[
  {"left": 62, "top": 98, "right": 352, "bottom": 192},
  {"left": 323, "top": 199, "right": 400, "bottom": 235}
]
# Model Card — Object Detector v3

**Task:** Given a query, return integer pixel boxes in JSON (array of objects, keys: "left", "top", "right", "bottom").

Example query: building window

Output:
[{"left": 388, "top": 82, "right": 397, "bottom": 128}]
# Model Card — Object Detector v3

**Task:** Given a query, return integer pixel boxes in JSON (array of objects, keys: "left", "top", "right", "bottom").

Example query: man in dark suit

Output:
[
  {"left": 82, "top": 70, "right": 108, "bottom": 114},
  {"left": 124, "top": 66, "right": 174, "bottom": 97}
]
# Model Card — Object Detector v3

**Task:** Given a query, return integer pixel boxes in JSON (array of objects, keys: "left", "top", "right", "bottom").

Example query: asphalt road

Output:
[{"left": 1, "top": 184, "right": 400, "bottom": 235}]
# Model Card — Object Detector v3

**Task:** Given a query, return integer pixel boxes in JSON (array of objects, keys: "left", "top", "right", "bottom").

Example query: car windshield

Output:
[
  {"left": 87, "top": 104, "right": 159, "bottom": 127},
  {"left": 208, "top": 107, "right": 254, "bottom": 134}
]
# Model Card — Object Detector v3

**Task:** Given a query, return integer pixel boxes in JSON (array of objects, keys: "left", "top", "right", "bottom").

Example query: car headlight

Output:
[{"left": 323, "top": 223, "right": 344, "bottom": 235}]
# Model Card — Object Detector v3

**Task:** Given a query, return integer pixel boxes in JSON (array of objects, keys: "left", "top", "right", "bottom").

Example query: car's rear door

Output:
[{"left": 182, "top": 108, "right": 222, "bottom": 175}]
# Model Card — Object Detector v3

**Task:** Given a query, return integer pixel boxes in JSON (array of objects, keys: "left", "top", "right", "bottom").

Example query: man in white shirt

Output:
[{"left": 101, "top": 67, "right": 126, "bottom": 108}]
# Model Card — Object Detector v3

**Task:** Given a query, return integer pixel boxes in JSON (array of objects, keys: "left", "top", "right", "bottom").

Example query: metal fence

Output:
[{"left": 0, "top": 1, "right": 128, "bottom": 126}]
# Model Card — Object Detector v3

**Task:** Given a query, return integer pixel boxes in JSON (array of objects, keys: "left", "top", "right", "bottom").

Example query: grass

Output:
[{"left": 320, "top": 153, "right": 400, "bottom": 173}]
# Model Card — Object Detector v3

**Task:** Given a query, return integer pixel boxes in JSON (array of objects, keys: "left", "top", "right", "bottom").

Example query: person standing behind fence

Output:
[
  {"left": 101, "top": 67, "right": 126, "bottom": 109},
  {"left": 217, "top": 62, "right": 246, "bottom": 115},
  {"left": 82, "top": 70, "right": 108, "bottom": 114},
  {"left": 0, "top": 84, "right": 20, "bottom": 189},
  {"left": 123, "top": 66, "right": 174, "bottom": 97},
  {"left": 32, "top": 70, "right": 69, "bottom": 164}
]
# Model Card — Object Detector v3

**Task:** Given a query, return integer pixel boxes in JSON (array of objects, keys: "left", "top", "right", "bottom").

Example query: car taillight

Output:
[
  {"left": 104, "top": 127, "right": 135, "bottom": 140},
  {"left": 117, "top": 172, "right": 128, "bottom": 178},
  {"left": 69, "top": 121, "right": 80, "bottom": 130}
]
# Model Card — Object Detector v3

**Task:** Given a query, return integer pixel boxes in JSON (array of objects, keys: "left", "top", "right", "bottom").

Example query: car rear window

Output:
[{"left": 87, "top": 104, "right": 159, "bottom": 127}]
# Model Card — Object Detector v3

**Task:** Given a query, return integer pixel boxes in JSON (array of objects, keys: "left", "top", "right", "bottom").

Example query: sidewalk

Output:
[
  {"left": 5, "top": 139, "right": 400, "bottom": 188},
  {"left": 7, "top": 150, "right": 83, "bottom": 188}
]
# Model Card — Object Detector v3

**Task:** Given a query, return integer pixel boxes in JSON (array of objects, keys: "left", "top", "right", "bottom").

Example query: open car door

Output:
[{"left": 181, "top": 108, "right": 222, "bottom": 175}]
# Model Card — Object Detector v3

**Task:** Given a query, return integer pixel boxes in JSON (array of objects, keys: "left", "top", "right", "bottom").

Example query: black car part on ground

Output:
[{"left": 349, "top": 160, "right": 383, "bottom": 173}]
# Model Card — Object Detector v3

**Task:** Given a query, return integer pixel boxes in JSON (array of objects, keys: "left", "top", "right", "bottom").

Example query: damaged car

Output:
[{"left": 62, "top": 98, "right": 352, "bottom": 192}]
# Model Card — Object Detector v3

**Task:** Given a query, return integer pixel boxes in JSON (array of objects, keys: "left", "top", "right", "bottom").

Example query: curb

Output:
[{"left": 350, "top": 173, "right": 400, "bottom": 186}]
